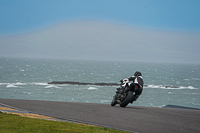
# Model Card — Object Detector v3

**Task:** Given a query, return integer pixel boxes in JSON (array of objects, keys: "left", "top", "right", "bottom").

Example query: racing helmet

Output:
[{"left": 134, "top": 71, "right": 142, "bottom": 76}]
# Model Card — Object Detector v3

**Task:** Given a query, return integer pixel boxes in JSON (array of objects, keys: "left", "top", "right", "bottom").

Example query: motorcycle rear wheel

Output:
[{"left": 120, "top": 91, "right": 134, "bottom": 107}]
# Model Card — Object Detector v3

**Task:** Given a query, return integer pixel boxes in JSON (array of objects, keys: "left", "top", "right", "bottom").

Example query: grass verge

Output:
[{"left": 0, "top": 112, "right": 128, "bottom": 133}]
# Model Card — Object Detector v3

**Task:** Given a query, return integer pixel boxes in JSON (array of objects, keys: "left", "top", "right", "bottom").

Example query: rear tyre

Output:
[{"left": 120, "top": 91, "right": 134, "bottom": 107}]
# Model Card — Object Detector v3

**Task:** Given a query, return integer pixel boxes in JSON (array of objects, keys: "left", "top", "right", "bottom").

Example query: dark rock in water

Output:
[
  {"left": 48, "top": 81, "right": 179, "bottom": 88},
  {"left": 48, "top": 81, "right": 119, "bottom": 86}
]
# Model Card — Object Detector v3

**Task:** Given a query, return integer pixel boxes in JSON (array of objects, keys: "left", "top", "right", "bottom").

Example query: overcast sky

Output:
[{"left": 0, "top": 0, "right": 200, "bottom": 63}]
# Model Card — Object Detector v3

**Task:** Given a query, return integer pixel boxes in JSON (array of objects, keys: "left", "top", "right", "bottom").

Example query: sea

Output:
[{"left": 0, "top": 57, "right": 200, "bottom": 109}]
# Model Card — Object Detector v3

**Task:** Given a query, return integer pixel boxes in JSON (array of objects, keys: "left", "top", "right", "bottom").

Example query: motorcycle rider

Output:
[{"left": 122, "top": 71, "right": 144, "bottom": 102}]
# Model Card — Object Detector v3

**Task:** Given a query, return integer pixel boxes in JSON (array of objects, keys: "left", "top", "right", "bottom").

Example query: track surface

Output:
[{"left": 0, "top": 99, "right": 200, "bottom": 133}]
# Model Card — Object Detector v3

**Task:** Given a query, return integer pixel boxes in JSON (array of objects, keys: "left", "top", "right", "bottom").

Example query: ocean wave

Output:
[
  {"left": 145, "top": 84, "right": 197, "bottom": 90},
  {"left": 0, "top": 82, "right": 27, "bottom": 86},
  {"left": 0, "top": 82, "right": 47, "bottom": 87},
  {"left": 192, "top": 78, "right": 200, "bottom": 80},
  {"left": 87, "top": 87, "right": 98, "bottom": 90},
  {"left": 0, "top": 83, "right": 8, "bottom": 85},
  {"left": 31, "top": 82, "right": 48, "bottom": 86},
  {"left": 0, "top": 82, "right": 53, "bottom": 88},
  {"left": 45, "top": 85, "right": 60, "bottom": 88},
  {"left": 179, "top": 86, "right": 197, "bottom": 90},
  {"left": 15, "top": 82, "right": 27, "bottom": 85},
  {"left": 0, "top": 82, "right": 26, "bottom": 88},
  {"left": 6, "top": 84, "right": 18, "bottom": 88}
]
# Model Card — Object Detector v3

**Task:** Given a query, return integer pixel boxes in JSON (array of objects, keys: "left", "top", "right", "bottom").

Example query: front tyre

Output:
[
  {"left": 120, "top": 91, "right": 134, "bottom": 107},
  {"left": 111, "top": 95, "right": 117, "bottom": 106}
]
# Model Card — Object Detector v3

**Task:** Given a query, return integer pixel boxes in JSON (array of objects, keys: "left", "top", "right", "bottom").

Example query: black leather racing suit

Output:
[{"left": 127, "top": 76, "right": 144, "bottom": 101}]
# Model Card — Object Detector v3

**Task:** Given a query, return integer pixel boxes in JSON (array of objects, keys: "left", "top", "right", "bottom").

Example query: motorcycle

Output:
[{"left": 111, "top": 78, "right": 135, "bottom": 107}]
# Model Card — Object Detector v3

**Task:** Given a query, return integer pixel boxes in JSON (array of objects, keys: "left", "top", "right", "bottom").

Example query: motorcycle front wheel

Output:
[
  {"left": 120, "top": 91, "right": 134, "bottom": 107},
  {"left": 111, "top": 94, "right": 117, "bottom": 106}
]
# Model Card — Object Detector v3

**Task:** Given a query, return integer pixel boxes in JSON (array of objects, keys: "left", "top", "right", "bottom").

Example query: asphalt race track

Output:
[{"left": 0, "top": 99, "right": 200, "bottom": 133}]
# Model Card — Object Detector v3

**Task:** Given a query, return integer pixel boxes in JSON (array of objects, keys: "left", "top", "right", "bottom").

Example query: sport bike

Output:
[{"left": 111, "top": 79, "right": 135, "bottom": 107}]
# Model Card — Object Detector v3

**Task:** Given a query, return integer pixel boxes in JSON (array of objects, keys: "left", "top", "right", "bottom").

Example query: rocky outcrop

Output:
[
  {"left": 48, "top": 81, "right": 179, "bottom": 88},
  {"left": 48, "top": 81, "right": 119, "bottom": 86}
]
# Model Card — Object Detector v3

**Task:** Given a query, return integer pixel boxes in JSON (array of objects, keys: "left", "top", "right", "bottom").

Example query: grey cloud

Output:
[{"left": 0, "top": 20, "right": 199, "bottom": 63}]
